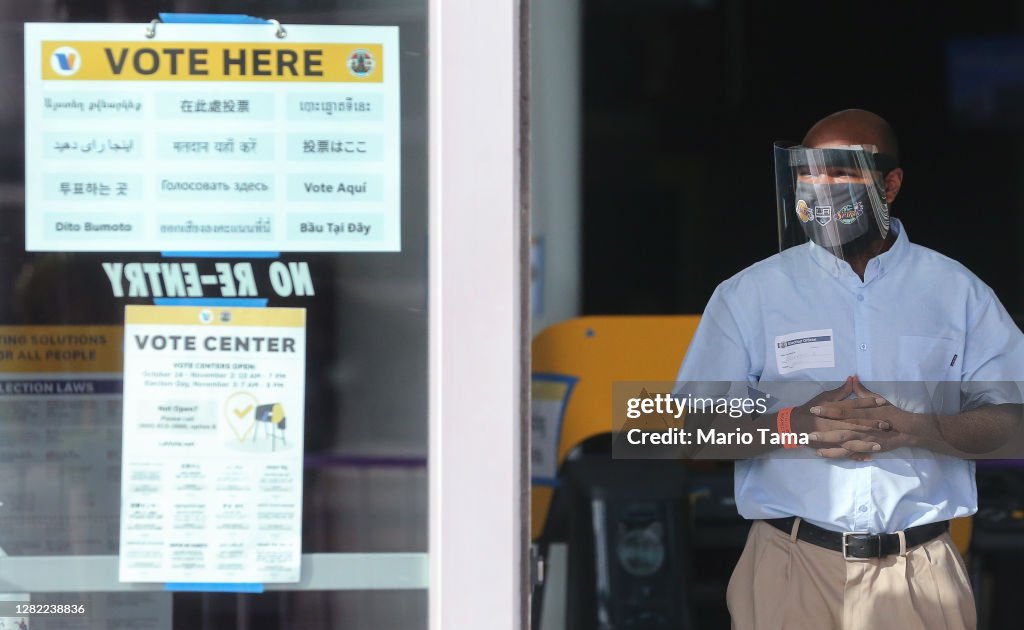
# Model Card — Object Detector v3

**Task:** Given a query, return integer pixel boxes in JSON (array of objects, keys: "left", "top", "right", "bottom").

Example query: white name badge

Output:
[{"left": 774, "top": 328, "right": 835, "bottom": 375}]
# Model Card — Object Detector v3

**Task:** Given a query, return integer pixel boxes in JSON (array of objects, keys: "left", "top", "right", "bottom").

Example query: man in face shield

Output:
[
  {"left": 675, "top": 109, "right": 1024, "bottom": 629},
  {"left": 776, "top": 114, "right": 903, "bottom": 277}
]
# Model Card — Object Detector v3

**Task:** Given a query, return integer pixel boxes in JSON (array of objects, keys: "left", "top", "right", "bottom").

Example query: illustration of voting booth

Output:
[
  {"left": 0, "top": 3, "right": 525, "bottom": 628},
  {"left": 253, "top": 402, "right": 287, "bottom": 450}
]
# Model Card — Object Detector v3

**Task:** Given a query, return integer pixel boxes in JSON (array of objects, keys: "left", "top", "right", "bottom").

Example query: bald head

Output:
[
  {"left": 803, "top": 109, "right": 899, "bottom": 162},
  {"left": 800, "top": 108, "right": 905, "bottom": 211}
]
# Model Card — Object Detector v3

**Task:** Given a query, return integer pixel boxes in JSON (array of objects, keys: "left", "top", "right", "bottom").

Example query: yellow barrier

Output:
[{"left": 531, "top": 315, "right": 700, "bottom": 539}]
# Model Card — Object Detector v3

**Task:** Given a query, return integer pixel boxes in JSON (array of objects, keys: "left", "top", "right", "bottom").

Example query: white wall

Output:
[{"left": 429, "top": 0, "right": 524, "bottom": 628}]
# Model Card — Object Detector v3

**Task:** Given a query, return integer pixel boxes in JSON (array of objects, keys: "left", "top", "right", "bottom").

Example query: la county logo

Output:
[
  {"left": 50, "top": 46, "right": 81, "bottom": 77},
  {"left": 347, "top": 49, "right": 375, "bottom": 78}
]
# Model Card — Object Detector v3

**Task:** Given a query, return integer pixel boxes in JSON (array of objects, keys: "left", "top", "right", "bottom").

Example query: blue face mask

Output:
[{"left": 794, "top": 181, "right": 888, "bottom": 248}]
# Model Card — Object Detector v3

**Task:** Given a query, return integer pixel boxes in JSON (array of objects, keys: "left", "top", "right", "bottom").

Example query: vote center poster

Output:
[{"left": 119, "top": 306, "right": 306, "bottom": 583}]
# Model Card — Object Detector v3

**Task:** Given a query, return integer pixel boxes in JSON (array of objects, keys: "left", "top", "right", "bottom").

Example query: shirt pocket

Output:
[
  {"left": 895, "top": 335, "right": 962, "bottom": 413},
  {"left": 896, "top": 335, "right": 961, "bottom": 380}
]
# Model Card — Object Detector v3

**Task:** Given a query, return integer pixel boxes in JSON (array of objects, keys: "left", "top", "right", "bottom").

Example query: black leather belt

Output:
[{"left": 766, "top": 517, "right": 949, "bottom": 559}]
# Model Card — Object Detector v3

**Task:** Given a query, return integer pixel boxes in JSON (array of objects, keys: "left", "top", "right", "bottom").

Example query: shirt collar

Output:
[{"left": 806, "top": 218, "right": 908, "bottom": 285}]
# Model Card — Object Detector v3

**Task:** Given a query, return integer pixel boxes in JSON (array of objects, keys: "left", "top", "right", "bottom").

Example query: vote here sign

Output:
[{"left": 25, "top": 22, "right": 401, "bottom": 253}]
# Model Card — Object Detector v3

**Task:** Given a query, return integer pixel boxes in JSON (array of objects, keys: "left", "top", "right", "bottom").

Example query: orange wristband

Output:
[{"left": 777, "top": 407, "right": 798, "bottom": 449}]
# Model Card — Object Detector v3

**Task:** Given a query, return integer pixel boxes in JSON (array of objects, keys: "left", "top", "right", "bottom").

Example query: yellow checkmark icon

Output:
[{"left": 233, "top": 404, "right": 254, "bottom": 419}]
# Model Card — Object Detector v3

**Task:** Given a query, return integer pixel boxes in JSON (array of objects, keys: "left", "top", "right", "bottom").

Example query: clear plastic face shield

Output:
[{"left": 775, "top": 142, "right": 899, "bottom": 260}]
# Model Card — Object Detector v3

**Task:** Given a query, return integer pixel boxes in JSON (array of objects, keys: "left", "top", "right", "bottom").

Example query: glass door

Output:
[{"left": 0, "top": 1, "right": 525, "bottom": 628}]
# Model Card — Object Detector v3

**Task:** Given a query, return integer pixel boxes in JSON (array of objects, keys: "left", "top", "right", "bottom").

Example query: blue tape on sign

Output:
[
  {"left": 154, "top": 298, "right": 268, "bottom": 307},
  {"left": 158, "top": 13, "right": 270, "bottom": 24},
  {"left": 165, "top": 582, "right": 265, "bottom": 593},
  {"left": 161, "top": 252, "right": 281, "bottom": 259}
]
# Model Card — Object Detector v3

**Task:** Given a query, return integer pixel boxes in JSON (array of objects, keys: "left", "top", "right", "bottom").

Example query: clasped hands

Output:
[{"left": 790, "top": 376, "right": 937, "bottom": 461}]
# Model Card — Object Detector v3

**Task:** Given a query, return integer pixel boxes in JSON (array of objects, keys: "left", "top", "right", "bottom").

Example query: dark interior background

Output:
[
  {"left": 582, "top": 0, "right": 1024, "bottom": 318},
  {"left": 578, "top": 3, "right": 1024, "bottom": 627}
]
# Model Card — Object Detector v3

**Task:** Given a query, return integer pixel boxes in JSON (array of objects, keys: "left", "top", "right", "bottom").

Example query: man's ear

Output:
[{"left": 884, "top": 168, "right": 903, "bottom": 204}]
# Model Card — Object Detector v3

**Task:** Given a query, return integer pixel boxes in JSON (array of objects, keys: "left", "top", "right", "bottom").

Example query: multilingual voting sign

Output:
[{"left": 24, "top": 23, "right": 401, "bottom": 252}]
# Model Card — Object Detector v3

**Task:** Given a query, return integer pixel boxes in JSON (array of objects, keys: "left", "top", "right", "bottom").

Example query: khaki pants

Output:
[{"left": 727, "top": 520, "right": 976, "bottom": 630}]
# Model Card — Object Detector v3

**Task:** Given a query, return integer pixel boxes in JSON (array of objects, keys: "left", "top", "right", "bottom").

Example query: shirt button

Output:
[
  {"left": 858, "top": 505, "right": 868, "bottom": 513},
  {"left": 857, "top": 294, "right": 864, "bottom": 302},
  {"left": 859, "top": 343, "right": 867, "bottom": 351}
]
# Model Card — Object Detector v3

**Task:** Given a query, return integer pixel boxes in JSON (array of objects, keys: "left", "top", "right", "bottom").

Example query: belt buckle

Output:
[{"left": 842, "top": 531, "right": 871, "bottom": 561}]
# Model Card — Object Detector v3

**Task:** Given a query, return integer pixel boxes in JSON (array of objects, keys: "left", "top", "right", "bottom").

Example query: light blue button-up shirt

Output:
[{"left": 676, "top": 219, "right": 1024, "bottom": 533}]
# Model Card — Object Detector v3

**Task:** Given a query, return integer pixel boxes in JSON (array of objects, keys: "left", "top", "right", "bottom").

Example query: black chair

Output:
[{"left": 534, "top": 435, "right": 695, "bottom": 630}]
